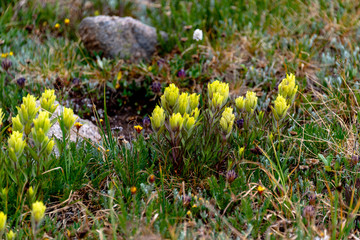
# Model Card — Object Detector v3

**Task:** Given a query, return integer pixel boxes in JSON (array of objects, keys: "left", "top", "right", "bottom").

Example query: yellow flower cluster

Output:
[
  {"left": 235, "top": 91, "right": 258, "bottom": 114},
  {"left": 1, "top": 52, "right": 13, "bottom": 58},
  {"left": 153, "top": 84, "right": 200, "bottom": 133},
  {"left": 14, "top": 94, "right": 40, "bottom": 135},
  {"left": 272, "top": 73, "right": 298, "bottom": 121},
  {"left": 60, "top": 107, "right": 77, "bottom": 137},
  {"left": 40, "top": 89, "right": 58, "bottom": 114},
  {"left": 8, "top": 131, "right": 26, "bottom": 162},
  {"left": 278, "top": 73, "right": 298, "bottom": 102},
  {"left": 0, "top": 211, "right": 6, "bottom": 231},
  {"left": 32, "top": 201, "right": 46, "bottom": 223},
  {"left": 208, "top": 80, "right": 229, "bottom": 110},
  {"left": 220, "top": 107, "right": 235, "bottom": 138}
]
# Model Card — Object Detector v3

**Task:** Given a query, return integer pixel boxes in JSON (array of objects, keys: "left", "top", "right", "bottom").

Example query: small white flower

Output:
[{"left": 193, "top": 29, "right": 203, "bottom": 41}]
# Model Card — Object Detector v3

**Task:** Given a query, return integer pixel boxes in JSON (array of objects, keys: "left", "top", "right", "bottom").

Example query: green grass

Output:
[{"left": 1, "top": 0, "right": 360, "bottom": 239}]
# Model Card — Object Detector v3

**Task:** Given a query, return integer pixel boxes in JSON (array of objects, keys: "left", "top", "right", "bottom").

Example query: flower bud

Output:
[
  {"left": 130, "top": 186, "right": 137, "bottom": 195},
  {"left": 1, "top": 58, "right": 12, "bottom": 71},
  {"left": 226, "top": 170, "right": 237, "bottom": 183},
  {"left": 32, "top": 201, "right": 46, "bottom": 223},
  {"left": 183, "top": 114, "right": 196, "bottom": 132},
  {"left": 142, "top": 116, "right": 151, "bottom": 128},
  {"left": 44, "top": 138, "right": 55, "bottom": 156},
  {"left": 28, "top": 186, "right": 34, "bottom": 198},
  {"left": 193, "top": 29, "right": 203, "bottom": 41},
  {"left": 244, "top": 91, "right": 258, "bottom": 114},
  {"left": 278, "top": 73, "right": 298, "bottom": 101},
  {"left": 238, "top": 147, "right": 245, "bottom": 157},
  {"left": 7, "top": 230, "right": 15, "bottom": 240},
  {"left": 177, "top": 69, "right": 186, "bottom": 79},
  {"left": 169, "top": 113, "right": 184, "bottom": 132},
  {"left": 0, "top": 211, "right": 6, "bottom": 231},
  {"left": 161, "top": 84, "right": 179, "bottom": 108},
  {"left": 40, "top": 89, "right": 58, "bottom": 114},
  {"left": 235, "top": 96, "right": 245, "bottom": 111},
  {"left": 271, "top": 95, "right": 290, "bottom": 121},
  {"left": 151, "top": 81, "right": 162, "bottom": 94},
  {"left": 219, "top": 107, "right": 235, "bottom": 138},
  {"left": 8, "top": 131, "right": 26, "bottom": 162},
  {"left": 149, "top": 174, "right": 155, "bottom": 184},
  {"left": 150, "top": 106, "right": 165, "bottom": 132},
  {"left": 16, "top": 77, "right": 26, "bottom": 88},
  {"left": 189, "top": 93, "right": 200, "bottom": 110}
]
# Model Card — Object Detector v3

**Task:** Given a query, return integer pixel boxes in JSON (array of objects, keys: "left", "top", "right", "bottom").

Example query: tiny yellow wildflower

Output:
[
  {"left": 74, "top": 122, "right": 83, "bottom": 131},
  {"left": 192, "top": 204, "right": 197, "bottom": 208},
  {"left": 130, "top": 186, "right": 137, "bottom": 195},
  {"left": 134, "top": 125, "right": 143, "bottom": 133},
  {"left": 0, "top": 211, "right": 6, "bottom": 230},
  {"left": 9, "top": 51, "right": 13, "bottom": 56},
  {"left": 186, "top": 210, "right": 191, "bottom": 216},
  {"left": 257, "top": 185, "right": 265, "bottom": 195},
  {"left": 64, "top": 18, "right": 70, "bottom": 25},
  {"left": 54, "top": 23, "right": 60, "bottom": 29}
]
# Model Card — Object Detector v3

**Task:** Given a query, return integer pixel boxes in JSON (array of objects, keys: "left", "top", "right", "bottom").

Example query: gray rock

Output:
[
  {"left": 79, "top": 16, "right": 167, "bottom": 62},
  {"left": 36, "top": 101, "right": 101, "bottom": 144}
]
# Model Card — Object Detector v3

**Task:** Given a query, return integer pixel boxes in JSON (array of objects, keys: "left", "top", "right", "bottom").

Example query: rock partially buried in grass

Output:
[{"left": 79, "top": 16, "right": 167, "bottom": 62}]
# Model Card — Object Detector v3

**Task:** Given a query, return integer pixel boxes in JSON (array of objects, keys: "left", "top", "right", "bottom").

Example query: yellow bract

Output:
[
  {"left": 150, "top": 106, "right": 165, "bottom": 132},
  {"left": 7, "top": 230, "right": 16, "bottom": 240},
  {"left": 235, "top": 96, "right": 245, "bottom": 111},
  {"left": 208, "top": 80, "right": 229, "bottom": 110},
  {"left": 278, "top": 73, "right": 298, "bottom": 101},
  {"left": 244, "top": 91, "right": 258, "bottom": 114},
  {"left": 161, "top": 83, "right": 179, "bottom": 108},
  {"left": 272, "top": 95, "right": 290, "bottom": 121},
  {"left": 220, "top": 107, "right": 235, "bottom": 138},
  {"left": 0, "top": 211, "right": 6, "bottom": 231},
  {"left": 40, "top": 89, "right": 58, "bottom": 114},
  {"left": 32, "top": 201, "right": 46, "bottom": 222},
  {"left": 8, "top": 131, "right": 26, "bottom": 162},
  {"left": 169, "top": 113, "right": 184, "bottom": 131}
]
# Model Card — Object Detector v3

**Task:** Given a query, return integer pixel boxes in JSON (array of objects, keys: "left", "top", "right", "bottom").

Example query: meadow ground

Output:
[{"left": 1, "top": 0, "right": 360, "bottom": 239}]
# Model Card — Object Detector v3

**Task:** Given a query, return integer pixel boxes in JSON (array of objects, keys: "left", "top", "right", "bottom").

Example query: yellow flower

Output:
[
  {"left": 1, "top": 53, "right": 7, "bottom": 58},
  {"left": 9, "top": 51, "right": 13, "bottom": 56},
  {"left": 191, "top": 108, "right": 200, "bottom": 120},
  {"left": 192, "top": 204, "right": 197, "bottom": 208},
  {"left": 130, "top": 186, "right": 137, "bottom": 195},
  {"left": 271, "top": 95, "right": 290, "bottom": 121},
  {"left": 74, "top": 122, "right": 83, "bottom": 131},
  {"left": 161, "top": 84, "right": 179, "bottom": 108},
  {"left": 32, "top": 201, "right": 46, "bottom": 222},
  {"left": 186, "top": 210, "right": 191, "bottom": 216},
  {"left": 54, "top": 23, "right": 60, "bottom": 29},
  {"left": 150, "top": 106, "right": 165, "bottom": 132},
  {"left": 238, "top": 147, "right": 245, "bottom": 157},
  {"left": 148, "top": 66, "right": 153, "bottom": 71},
  {"left": 94, "top": 10, "right": 100, "bottom": 16},
  {"left": 169, "top": 113, "right": 184, "bottom": 132},
  {"left": 257, "top": 185, "right": 265, "bottom": 195},
  {"left": 7, "top": 230, "right": 16, "bottom": 240},
  {"left": 235, "top": 96, "right": 245, "bottom": 111},
  {"left": 0, "top": 211, "right": 6, "bottom": 231},
  {"left": 134, "top": 125, "right": 143, "bottom": 133},
  {"left": 219, "top": 107, "right": 235, "bottom": 138},
  {"left": 115, "top": 83, "right": 120, "bottom": 89},
  {"left": 244, "top": 91, "right": 258, "bottom": 114},
  {"left": 64, "top": 18, "right": 70, "bottom": 25},
  {"left": 100, "top": 119, "right": 104, "bottom": 124},
  {"left": 278, "top": 73, "right": 298, "bottom": 101},
  {"left": 208, "top": 80, "right": 229, "bottom": 109}
]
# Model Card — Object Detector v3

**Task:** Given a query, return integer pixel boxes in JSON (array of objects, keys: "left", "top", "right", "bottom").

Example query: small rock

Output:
[
  {"left": 79, "top": 16, "right": 167, "bottom": 62},
  {"left": 36, "top": 101, "right": 101, "bottom": 144}
]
